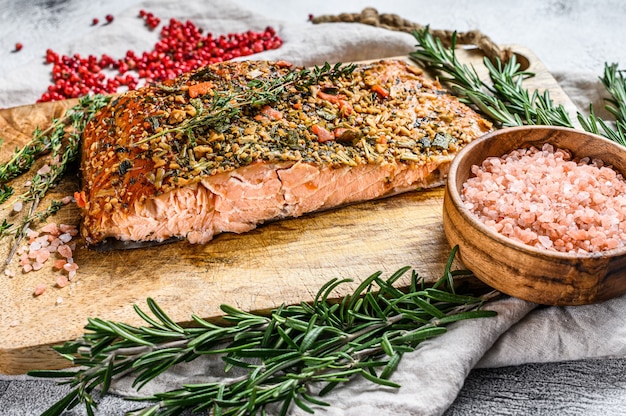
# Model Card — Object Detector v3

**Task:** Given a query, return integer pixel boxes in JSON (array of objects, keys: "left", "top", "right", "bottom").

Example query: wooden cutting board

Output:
[{"left": 0, "top": 46, "right": 578, "bottom": 375}]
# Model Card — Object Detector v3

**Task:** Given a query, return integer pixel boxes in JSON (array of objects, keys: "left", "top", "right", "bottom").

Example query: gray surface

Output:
[
  {"left": 448, "top": 358, "right": 626, "bottom": 416},
  {"left": 2, "top": 358, "right": 626, "bottom": 415}
]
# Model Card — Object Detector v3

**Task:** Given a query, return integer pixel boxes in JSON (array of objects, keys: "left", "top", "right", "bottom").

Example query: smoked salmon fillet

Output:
[{"left": 77, "top": 59, "right": 492, "bottom": 247}]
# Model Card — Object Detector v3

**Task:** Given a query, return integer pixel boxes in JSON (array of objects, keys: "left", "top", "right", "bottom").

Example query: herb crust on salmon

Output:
[{"left": 77, "top": 59, "right": 492, "bottom": 246}]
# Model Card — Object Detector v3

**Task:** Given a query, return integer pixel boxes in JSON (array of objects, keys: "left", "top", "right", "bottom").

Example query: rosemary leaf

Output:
[
  {"left": 409, "top": 27, "right": 626, "bottom": 146},
  {"left": 31, "top": 249, "right": 497, "bottom": 416},
  {"left": 600, "top": 63, "right": 626, "bottom": 124}
]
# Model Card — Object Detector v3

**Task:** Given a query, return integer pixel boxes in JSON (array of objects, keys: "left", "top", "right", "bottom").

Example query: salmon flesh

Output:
[{"left": 77, "top": 59, "right": 492, "bottom": 247}]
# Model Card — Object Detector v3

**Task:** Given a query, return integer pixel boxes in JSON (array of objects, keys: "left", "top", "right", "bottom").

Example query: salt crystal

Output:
[
  {"left": 52, "top": 259, "right": 66, "bottom": 269},
  {"left": 59, "top": 233, "right": 72, "bottom": 243},
  {"left": 538, "top": 235, "right": 553, "bottom": 249},
  {"left": 12, "top": 201, "right": 23, "bottom": 212},
  {"left": 33, "top": 283, "right": 46, "bottom": 296},
  {"left": 57, "top": 244, "right": 72, "bottom": 258},
  {"left": 36, "top": 164, "right": 51, "bottom": 176},
  {"left": 56, "top": 275, "right": 69, "bottom": 288},
  {"left": 59, "top": 224, "right": 75, "bottom": 233},
  {"left": 538, "top": 211, "right": 555, "bottom": 223},
  {"left": 41, "top": 223, "right": 60, "bottom": 235},
  {"left": 35, "top": 250, "right": 50, "bottom": 264}
]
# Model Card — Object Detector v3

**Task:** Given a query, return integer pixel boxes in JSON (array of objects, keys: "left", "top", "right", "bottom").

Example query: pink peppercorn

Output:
[{"left": 37, "top": 12, "right": 283, "bottom": 102}]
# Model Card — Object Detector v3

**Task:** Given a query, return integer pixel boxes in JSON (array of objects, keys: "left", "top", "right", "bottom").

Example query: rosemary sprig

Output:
[
  {"left": 600, "top": 62, "right": 626, "bottom": 124},
  {"left": 577, "top": 63, "right": 626, "bottom": 147},
  {"left": 30, "top": 248, "right": 497, "bottom": 416},
  {"left": 409, "top": 27, "right": 626, "bottom": 148},
  {"left": 409, "top": 28, "right": 574, "bottom": 128},
  {"left": 134, "top": 62, "right": 356, "bottom": 146}
]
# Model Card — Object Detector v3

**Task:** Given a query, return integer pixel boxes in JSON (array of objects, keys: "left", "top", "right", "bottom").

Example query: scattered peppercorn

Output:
[
  {"left": 105, "top": 14, "right": 114, "bottom": 24},
  {"left": 37, "top": 12, "right": 283, "bottom": 102},
  {"left": 14, "top": 42, "right": 23, "bottom": 52},
  {"left": 92, "top": 17, "right": 99, "bottom": 25},
  {"left": 139, "top": 10, "right": 161, "bottom": 30}
]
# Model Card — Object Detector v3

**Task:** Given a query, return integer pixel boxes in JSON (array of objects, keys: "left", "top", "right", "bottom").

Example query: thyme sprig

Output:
[
  {"left": 0, "top": 94, "right": 108, "bottom": 188},
  {"left": 409, "top": 27, "right": 626, "bottom": 147},
  {"left": 30, "top": 248, "right": 497, "bottom": 416},
  {"left": 134, "top": 62, "right": 356, "bottom": 146},
  {"left": 17, "top": 94, "right": 111, "bottom": 203},
  {"left": 0, "top": 94, "right": 110, "bottom": 260}
]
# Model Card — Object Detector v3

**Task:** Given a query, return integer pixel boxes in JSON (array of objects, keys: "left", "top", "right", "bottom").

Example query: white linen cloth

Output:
[{"left": 1, "top": 0, "right": 625, "bottom": 415}]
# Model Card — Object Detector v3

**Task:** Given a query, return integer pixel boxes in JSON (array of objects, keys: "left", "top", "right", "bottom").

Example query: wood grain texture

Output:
[
  {"left": 443, "top": 126, "right": 626, "bottom": 306},
  {"left": 0, "top": 46, "right": 576, "bottom": 374}
]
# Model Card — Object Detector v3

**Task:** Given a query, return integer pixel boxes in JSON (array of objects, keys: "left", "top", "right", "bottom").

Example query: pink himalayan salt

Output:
[
  {"left": 33, "top": 283, "right": 46, "bottom": 296},
  {"left": 52, "top": 259, "right": 66, "bottom": 270},
  {"left": 59, "top": 224, "right": 78, "bottom": 235},
  {"left": 25, "top": 228, "right": 39, "bottom": 239},
  {"left": 59, "top": 233, "right": 73, "bottom": 243},
  {"left": 36, "top": 164, "right": 51, "bottom": 176},
  {"left": 40, "top": 222, "right": 60, "bottom": 236},
  {"left": 462, "top": 143, "right": 626, "bottom": 254},
  {"left": 11, "top": 222, "right": 78, "bottom": 281},
  {"left": 57, "top": 244, "right": 73, "bottom": 258},
  {"left": 56, "top": 275, "right": 69, "bottom": 288}
]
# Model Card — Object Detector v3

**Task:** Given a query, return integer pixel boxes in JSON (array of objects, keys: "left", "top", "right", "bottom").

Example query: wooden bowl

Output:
[{"left": 443, "top": 126, "right": 626, "bottom": 305}]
